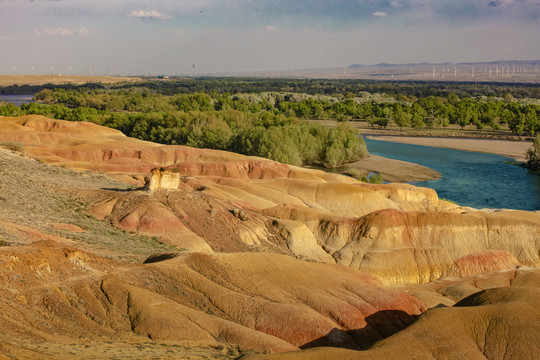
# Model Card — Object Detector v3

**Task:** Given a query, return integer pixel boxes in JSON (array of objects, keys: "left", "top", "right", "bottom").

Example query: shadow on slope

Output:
[
  {"left": 300, "top": 310, "right": 418, "bottom": 350},
  {"left": 241, "top": 278, "right": 540, "bottom": 360}
]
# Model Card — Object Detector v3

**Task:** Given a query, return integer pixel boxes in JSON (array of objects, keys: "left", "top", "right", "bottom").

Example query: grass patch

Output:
[
  {"left": 50, "top": 193, "right": 179, "bottom": 261},
  {"left": 440, "top": 197, "right": 457, "bottom": 204},
  {"left": 0, "top": 148, "right": 178, "bottom": 262},
  {"left": 341, "top": 168, "right": 365, "bottom": 178}
]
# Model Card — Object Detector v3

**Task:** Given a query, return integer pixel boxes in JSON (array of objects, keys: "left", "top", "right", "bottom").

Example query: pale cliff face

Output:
[{"left": 145, "top": 168, "right": 181, "bottom": 192}]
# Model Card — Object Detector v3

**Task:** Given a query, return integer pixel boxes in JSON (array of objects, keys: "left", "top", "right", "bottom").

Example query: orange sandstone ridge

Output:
[
  {"left": 0, "top": 114, "right": 539, "bottom": 359},
  {"left": 1, "top": 114, "right": 539, "bottom": 283}
]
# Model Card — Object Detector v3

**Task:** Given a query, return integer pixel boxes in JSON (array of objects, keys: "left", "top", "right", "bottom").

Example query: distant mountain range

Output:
[{"left": 349, "top": 60, "right": 540, "bottom": 69}]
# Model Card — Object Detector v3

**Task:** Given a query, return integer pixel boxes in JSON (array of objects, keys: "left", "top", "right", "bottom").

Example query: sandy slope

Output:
[{"left": 243, "top": 270, "right": 540, "bottom": 360}]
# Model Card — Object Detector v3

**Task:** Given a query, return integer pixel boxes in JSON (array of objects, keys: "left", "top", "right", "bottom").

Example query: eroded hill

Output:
[{"left": 0, "top": 115, "right": 539, "bottom": 359}]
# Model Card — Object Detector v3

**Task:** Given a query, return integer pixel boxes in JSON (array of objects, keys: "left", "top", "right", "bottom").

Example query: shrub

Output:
[
  {"left": 361, "top": 173, "right": 384, "bottom": 184},
  {"left": 0, "top": 142, "right": 24, "bottom": 152},
  {"left": 525, "top": 134, "right": 540, "bottom": 171}
]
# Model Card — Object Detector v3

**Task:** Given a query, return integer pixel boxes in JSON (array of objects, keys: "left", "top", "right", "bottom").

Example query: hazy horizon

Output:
[{"left": 1, "top": 0, "right": 539, "bottom": 76}]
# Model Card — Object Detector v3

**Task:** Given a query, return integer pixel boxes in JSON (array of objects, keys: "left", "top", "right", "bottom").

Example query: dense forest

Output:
[
  {"left": 1, "top": 78, "right": 539, "bottom": 167},
  {"left": 2, "top": 78, "right": 539, "bottom": 99}
]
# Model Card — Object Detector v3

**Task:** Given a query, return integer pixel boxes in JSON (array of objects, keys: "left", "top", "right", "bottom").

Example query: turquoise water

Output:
[{"left": 365, "top": 137, "right": 540, "bottom": 211}]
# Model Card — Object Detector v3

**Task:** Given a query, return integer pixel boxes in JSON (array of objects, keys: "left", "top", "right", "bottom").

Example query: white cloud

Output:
[
  {"left": 372, "top": 11, "right": 388, "bottom": 17},
  {"left": 76, "top": 26, "right": 89, "bottom": 36},
  {"left": 34, "top": 27, "right": 74, "bottom": 36},
  {"left": 33, "top": 26, "right": 89, "bottom": 37},
  {"left": 265, "top": 25, "right": 279, "bottom": 32},
  {"left": 127, "top": 10, "right": 172, "bottom": 20}
]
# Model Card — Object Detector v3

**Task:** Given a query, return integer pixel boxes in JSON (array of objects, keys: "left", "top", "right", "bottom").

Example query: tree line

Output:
[
  {"left": 2, "top": 80, "right": 540, "bottom": 167},
  {"left": 2, "top": 77, "right": 540, "bottom": 99},
  {"left": 24, "top": 87, "right": 540, "bottom": 136}
]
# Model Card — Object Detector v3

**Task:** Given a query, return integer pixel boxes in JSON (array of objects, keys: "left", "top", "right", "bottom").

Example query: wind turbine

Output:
[{"left": 30, "top": 66, "right": 35, "bottom": 75}]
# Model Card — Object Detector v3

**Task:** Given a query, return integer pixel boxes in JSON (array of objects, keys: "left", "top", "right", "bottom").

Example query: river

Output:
[
  {"left": 364, "top": 137, "right": 540, "bottom": 211},
  {"left": 0, "top": 95, "right": 33, "bottom": 106}
]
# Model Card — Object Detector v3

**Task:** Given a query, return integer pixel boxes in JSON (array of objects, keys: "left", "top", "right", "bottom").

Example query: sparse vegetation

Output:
[
  {"left": 361, "top": 173, "right": 384, "bottom": 184},
  {"left": 0, "top": 148, "right": 178, "bottom": 261},
  {"left": 440, "top": 197, "right": 457, "bottom": 204},
  {"left": 0, "top": 141, "right": 24, "bottom": 152}
]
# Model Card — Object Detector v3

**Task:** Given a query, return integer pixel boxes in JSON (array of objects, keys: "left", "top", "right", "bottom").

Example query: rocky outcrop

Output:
[
  {"left": 267, "top": 207, "right": 540, "bottom": 285},
  {"left": 143, "top": 167, "right": 181, "bottom": 193}
]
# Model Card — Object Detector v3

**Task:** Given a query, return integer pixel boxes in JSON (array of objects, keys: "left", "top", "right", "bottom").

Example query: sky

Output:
[{"left": 0, "top": 0, "right": 539, "bottom": 76}]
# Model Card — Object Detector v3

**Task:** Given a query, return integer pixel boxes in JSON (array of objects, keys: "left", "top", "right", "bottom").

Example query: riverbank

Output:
[{"left": 366, "top": 135, "right": 531, "bottom": 162}]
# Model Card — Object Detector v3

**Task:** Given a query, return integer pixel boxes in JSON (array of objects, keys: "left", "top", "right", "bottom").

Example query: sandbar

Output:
[
  {"left": 366, "top": 136, "right": 532, "bottom": 162},
  {"left": 337, "top": 155, "right": 441, "bottom": 183}
]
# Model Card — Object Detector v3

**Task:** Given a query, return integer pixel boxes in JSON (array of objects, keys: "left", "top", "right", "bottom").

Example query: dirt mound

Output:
[
  {"left": 0, "top": 241, "right": 425, "bottom": 358},
  {"left": 242, "top": 273, "right": 540, "bottom": 360}
]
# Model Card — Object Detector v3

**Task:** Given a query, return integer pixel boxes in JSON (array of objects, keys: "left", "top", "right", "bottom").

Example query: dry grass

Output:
[
  {"left": 0, "top": 148, "right": 177, "bottom": 262},
  {"left": 0, "top": 141, "right": 24, "bottom": 152},
  {"left": 0, "top": 75, "right": 140, "bottom": 86}
]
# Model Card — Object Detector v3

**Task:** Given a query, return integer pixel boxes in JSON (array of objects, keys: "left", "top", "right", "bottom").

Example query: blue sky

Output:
[{"left": 0, "top": 0, "right": 539, "bottom": 75}]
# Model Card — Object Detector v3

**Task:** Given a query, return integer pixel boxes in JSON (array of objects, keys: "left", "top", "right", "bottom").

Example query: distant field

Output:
[{"left": 0, "top": 74, "right": 140, "bottom": 86}]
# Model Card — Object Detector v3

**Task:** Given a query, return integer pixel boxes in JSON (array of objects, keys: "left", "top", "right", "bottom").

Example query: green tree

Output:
[
  {"left": 525, "top": 134, "right": 540, "bottom": 171},
  {"left": 393, "top": 105, "right": 412, "bottom": 129},
  {"left": 0, "top": 103, "right": 21, "bottom": 116}
]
